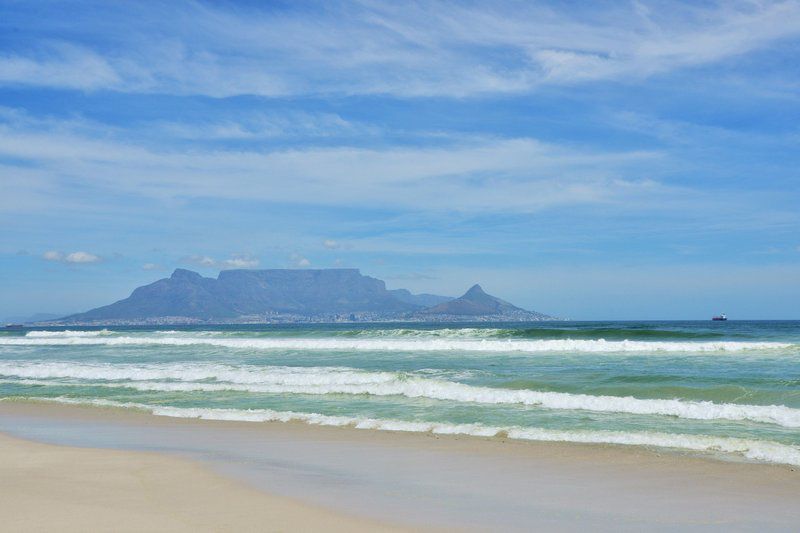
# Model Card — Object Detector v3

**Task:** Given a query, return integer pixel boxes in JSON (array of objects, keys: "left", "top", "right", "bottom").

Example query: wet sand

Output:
[
  {"left": 0, "top": 432, "right": 402, "bottom": 532},
  {"left": 1, "top": 401, "right": 798, "bottom": 531}
]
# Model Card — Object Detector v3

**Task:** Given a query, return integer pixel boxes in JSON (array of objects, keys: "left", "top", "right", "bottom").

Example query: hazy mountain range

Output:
[{"left": 51, "top": 268, "right": 554, "bottom": 324}]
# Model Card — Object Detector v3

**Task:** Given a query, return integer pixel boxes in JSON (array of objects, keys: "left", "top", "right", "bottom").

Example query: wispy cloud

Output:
[
  {"left": 1, "top": 1, "right": 798, "bottom": 97},
  {"left": 0, "top": 112, "right": 665, "bottom": 214},
  {"left": 154, "top": 112, "right": 374, "bottom": 141},
  {"left": 0, "top": 42, "right": 120, "bottom": 90},
  {"left": 42, "top": 250, "right": 102, "bottom": 264},
  {"left": 183, "top": 254, "right": 259, "bottom": 269}
]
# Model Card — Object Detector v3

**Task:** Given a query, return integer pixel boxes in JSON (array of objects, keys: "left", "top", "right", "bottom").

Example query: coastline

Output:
[
  {"left": 0, "top": 431, "right": 402, "bottom": 532},
  {"left": 1, "top": 400, "right": 798, "bottom": 531}
]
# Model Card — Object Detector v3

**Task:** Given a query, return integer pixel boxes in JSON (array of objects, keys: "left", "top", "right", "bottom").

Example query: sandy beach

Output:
[
  {"left": 1, "top": 401, "right": 799, "bottom": 531},
  {"left": 0, "top": 430, "right": 401, "bottom": 532}
]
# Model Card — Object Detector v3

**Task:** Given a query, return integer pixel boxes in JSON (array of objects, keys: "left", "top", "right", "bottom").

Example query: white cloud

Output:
[
  {"left": 290, "top": 253, "right": 311, "bottom": 268},
  {"left": 323, "top": 239, "right": 340, "bottom": 250},
  {"left": 222, "top": 256, "right": 260, "bottom": 268},
  {"left": 185, "top": 255, "right": 217, "bottom": 267},
  {"left": 184, "top": 254, "right": 259, "bottom": 269},
  {"left": 64, "top": 251, "right": 101, "bottom": 263},
  {"left": 0, "top": 114, "right": 666, "bottom": 214},
  {"left": 2, "top": 2, "right": 798, "bottom": 97},
  {"left": 42, "top": 250, "right": 102, "bottom": 263},
  {"left": 142, "top": 263, "right": 163, "bottom": 270},
  {"left": 155, "top": 112, "right": 373, "bottom": 141},
  {"left": 0, "top": 43, "right": 121, "bottom": 90}
]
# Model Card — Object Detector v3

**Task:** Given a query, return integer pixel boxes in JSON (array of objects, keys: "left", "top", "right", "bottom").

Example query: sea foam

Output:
[
  {"left": 2, "top": 361, "right": 799, "bottom": 428},
  {"left": 16, "top": 397, "right": 800, "bottom": 467},
  {"left": 2, "top": 335, "right": 793, "bottom": 353},
  {"left": 24, "top": 329, "right": 114, "bottom": 338}
]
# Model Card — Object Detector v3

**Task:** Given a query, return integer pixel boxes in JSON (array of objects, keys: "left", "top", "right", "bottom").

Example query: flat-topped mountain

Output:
[
  {"left": 60, "top": 268, "right": 554, "bottom": 324},
  {"left": 420, "top": 284, "right": 552, "bottom": 321}
]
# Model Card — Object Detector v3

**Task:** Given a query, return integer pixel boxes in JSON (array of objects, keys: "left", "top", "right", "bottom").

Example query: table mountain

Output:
[
  {"left": 59, "top": 269, "right": 554, "bottom": 323},
  {"left": 65, "top": 268, "right": 434, "bottom": 321}
]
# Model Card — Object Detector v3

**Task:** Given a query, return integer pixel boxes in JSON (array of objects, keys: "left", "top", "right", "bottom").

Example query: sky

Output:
[{"left": 1, "top": 0, "right": 799, "bottom": 320}]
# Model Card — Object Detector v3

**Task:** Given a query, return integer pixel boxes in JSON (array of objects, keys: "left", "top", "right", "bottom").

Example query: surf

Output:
[
  {"left": 1, "top": 334, "right": 793, "bottom": 353},
  {"left": 13, "top": 397, "right": 800, "bottom": 467},
  {"left": 2, "top": 361, "right": 799, "bottom": 428}
]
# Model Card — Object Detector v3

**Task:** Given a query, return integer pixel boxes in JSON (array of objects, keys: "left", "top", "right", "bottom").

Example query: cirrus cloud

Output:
[{"left": 1, "top": 1, "right": 799, "bottom": 97}]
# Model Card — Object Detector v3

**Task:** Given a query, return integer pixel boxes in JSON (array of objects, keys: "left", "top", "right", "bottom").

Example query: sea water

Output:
[{"left": 1, "top": 321, "right": 798, "bottom": 465}]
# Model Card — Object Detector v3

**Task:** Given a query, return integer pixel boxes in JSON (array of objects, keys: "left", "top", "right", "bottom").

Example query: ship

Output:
[{"left": 711, "top": 314, "right": 727, "bottom": 321}]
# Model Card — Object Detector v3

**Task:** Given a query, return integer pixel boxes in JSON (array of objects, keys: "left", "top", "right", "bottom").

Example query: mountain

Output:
[
  {"left": 60, "top": 269, "right": 554, "bottom": 324},
  {"left": 388, "top": 289, "right": 452, "bottom": 308},
  {"left": 213, "top": 269, "right": 414, "bottom": 315},
  {"left": 65, "top": 268, "right": 421, "bottom": 322},
  {"left": 419, "top": 284, "right": 553, "bottom": 320},
  {"left": 66, "top": 269, "right": 234, "bottom": 321}
]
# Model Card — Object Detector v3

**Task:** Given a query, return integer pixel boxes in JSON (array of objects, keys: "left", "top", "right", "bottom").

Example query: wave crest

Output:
[
  {"left": 24, "top": 329, "right": 114, "bottom": 338},
  {"left": 15, "top": 397, "right": 800, "bottom": 467},
  {"left": 0, "top": 335, "right": 792, "bottom": 353},
  {"left": 2, "top": 361, "right": 798, "bottom": 428}
]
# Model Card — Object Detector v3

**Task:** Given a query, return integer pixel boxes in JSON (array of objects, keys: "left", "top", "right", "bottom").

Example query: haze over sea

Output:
[{"left": 2, "top": 320, "right": 799, "bottom": 466}]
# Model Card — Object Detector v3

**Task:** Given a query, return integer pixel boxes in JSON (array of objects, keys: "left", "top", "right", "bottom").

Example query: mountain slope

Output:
[
  {"left": 61, "top": 270, "right": 554, "bottom": 323},
  {"left": 420, "top": 284, "right": 553, "bottom": 319},
  {"left": 215, "top": 269, "right": 415, "bottom": 314},
  {"left": 66, "top": 269, "right": 236, "bottom": 320},
  {"left": 388, "top": 289, "right": 452, "bottom": 308},
  {"left": 64, "top": 268, "right": 419, "bottom": 321}
]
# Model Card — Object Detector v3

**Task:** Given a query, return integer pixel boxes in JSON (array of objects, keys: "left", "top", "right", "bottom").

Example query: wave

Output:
[
  {"left": 24, "top": 329, "right": 114, "bottom": 338},
  {"left": 501, "top": 327, "right": 733, "bottom": 340},
  {"left": 0, "top": 335, "right": 792, "bottom": 353},
  {"left": 2, "top": 361, "right": 799, "bottom": 427},
  {"left": 345, "top": 327, "right": 733, "bottom": 340},
  {"left": 14, "top": 397, "right": 800, "bottom": 466}
]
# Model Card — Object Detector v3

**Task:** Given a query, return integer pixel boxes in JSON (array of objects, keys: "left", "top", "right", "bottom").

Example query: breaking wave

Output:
[
  {"left": 24, "top": 329, "right": 114, "bottom": 338},
  {"left": 14, "top": 397, "right": 800, "bottom": 467},
  {"left": 344, "top": 327, "right": 735, "bottom": 340},
  {"left": 2, "top": 361, "right": 798, "bottom": 428},
  {"left": 1, "top": 335, "right": 793, "bottom": 353}
]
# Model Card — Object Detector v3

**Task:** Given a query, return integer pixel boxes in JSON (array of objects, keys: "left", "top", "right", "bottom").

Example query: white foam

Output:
[
  {"left": 2, "top": 361, "right": 799, "bottom": 428},
  {"left": 18, "top": 397, "right": 800, "bottom": 467},
  {"left": 24, "top": 329, "right": 115, "bottom": 338},
  {"left": 0, "top": 335, "right": 792, "bottom": 353}
]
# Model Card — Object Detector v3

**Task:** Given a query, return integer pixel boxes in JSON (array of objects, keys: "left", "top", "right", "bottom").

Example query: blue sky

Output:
[{"left": 1, "top": 0, "right": 799, "bottom": 320}]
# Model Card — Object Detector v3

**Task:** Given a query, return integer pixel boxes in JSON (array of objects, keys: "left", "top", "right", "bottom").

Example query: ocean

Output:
[{"left": 1, "top": 321, "right": 798, "bottom": 466}]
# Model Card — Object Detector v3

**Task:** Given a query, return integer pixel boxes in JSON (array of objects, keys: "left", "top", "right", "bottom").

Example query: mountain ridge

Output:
[{"left": 58, "top": 268, "right": 554, "bottom": 324}]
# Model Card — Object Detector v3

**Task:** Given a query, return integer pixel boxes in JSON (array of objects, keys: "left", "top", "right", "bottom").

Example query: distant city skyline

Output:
[{"left": 1, "top": 1, "right": 799, "bottom": 320}]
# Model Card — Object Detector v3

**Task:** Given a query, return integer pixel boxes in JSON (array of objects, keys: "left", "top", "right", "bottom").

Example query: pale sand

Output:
[
  {"left": 0, "top": 432, "right": 402, "bottom": 532},
  {"left": 1, "top": 401, "right": 799, "bottom": 531}
]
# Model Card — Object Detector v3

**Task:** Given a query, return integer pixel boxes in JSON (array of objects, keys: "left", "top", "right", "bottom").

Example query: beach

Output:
[
  {"left": 2, "top": 322, "right": 799, "bottom": 529},
  {"left": 0, "top": 424, "right": 398, "bottom": 532},
  {"left": 1, "top": 400, "right": 799, "bottom": 531}
]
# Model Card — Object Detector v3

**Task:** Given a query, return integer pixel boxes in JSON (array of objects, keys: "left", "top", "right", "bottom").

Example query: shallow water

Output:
[{"left": 1, "top": 320, "right": 798, "bottom": 465}]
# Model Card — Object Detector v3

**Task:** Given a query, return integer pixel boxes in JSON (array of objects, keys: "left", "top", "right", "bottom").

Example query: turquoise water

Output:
[{"left": 1, "top": 321, "right": 799, "bottom": 465}]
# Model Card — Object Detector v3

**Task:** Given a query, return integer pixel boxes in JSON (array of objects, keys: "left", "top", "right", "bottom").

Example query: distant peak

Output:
[
  {"left": 464, "top": 284, "right": 486, "bottom": 296},
  {"left": 170, "top": 268, "right": 202, "bottom": 281}
]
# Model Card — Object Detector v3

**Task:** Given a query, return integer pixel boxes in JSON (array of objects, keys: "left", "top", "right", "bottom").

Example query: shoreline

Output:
[
  {"left": 1, "top": 400, "right": 799, "bottom": 530},
  {"left": 0, "top": 430, "right": 403, "bottom": 532}
]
